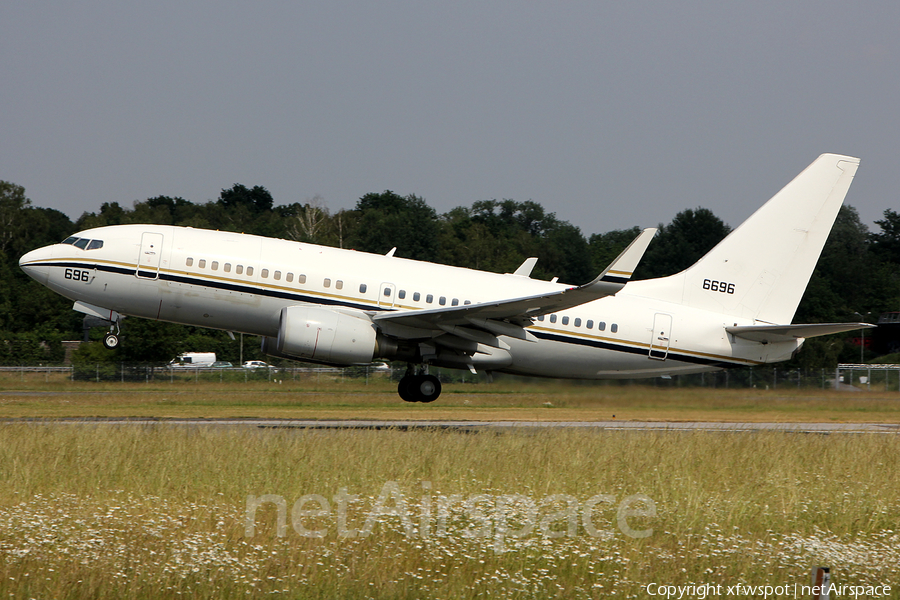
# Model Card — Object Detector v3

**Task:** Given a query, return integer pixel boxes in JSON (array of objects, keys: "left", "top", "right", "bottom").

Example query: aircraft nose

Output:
[{"left": 19, "top": 246, "right": 54, "bottom": 285}]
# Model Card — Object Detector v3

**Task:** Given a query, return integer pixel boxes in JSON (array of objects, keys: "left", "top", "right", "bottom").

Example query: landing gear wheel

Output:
[
  {"left": 414, "top": 374, "right": 441, "bottom": 403},
  {"left": 103, "top": 334, "right": 119, "bottom": 349},
  {"left": 398, "top": 376, "right": 417, "bottom": 402},
  {"left": 398, "top": 374, "right": 442, "bottom": 402}
]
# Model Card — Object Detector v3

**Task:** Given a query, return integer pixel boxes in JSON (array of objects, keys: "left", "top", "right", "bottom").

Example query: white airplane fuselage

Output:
[
  {"left": 20, "top": 154, "right": 867, "bottom": 401},
  {"left": 20, "top": 223, "right": 792, "bottom": 379}
]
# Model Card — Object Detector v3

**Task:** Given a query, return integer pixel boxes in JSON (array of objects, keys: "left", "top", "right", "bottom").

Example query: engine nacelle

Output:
[{"left": 272, "top": 305, "right": 377, "bottom": 365}]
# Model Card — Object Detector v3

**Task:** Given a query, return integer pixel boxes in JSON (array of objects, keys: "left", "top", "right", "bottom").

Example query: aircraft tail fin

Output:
[{"left": 627, "top": 153, "right": 860, "bottom": 324}]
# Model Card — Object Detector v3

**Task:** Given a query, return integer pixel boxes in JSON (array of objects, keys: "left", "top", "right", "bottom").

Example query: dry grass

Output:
[
  {"left": 1, "top": 375, "right": 900, "bottom": 422},
  {"left": 0, "top": 425, "right": 898, "bottom": 598}
]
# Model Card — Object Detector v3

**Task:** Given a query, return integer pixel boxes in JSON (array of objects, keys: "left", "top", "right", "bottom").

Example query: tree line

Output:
[{"left": 2, "top": 179, "right": 899, "bottom": 368}]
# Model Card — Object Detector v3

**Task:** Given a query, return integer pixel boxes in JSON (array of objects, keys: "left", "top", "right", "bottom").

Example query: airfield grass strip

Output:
[
  {"left": 2, "top": 378, "right": 900, "bottom": 422},
  {"left": 0, "top": 425, "right": 897, "bottom": 598}
]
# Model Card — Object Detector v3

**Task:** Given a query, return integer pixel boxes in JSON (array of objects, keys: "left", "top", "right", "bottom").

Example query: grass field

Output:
[
  {"left": 3, "top": 372, "right": 900, "bottom": 422},
  {"left": 0, "top": 376, "right": 898, "bottom": 598},
  {"left": 0, "top": 425, "right": 897, "bottom": 599}
]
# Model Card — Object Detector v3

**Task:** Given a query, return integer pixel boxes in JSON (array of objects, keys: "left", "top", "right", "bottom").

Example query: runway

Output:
[{"left": 6, "top": 418, "right": 899, "bottom": 433}]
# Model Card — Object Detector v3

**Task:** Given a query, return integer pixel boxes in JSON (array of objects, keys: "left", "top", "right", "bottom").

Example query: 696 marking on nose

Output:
[{"left": 64, "top": 268, "right": 91, "bottom": 282}]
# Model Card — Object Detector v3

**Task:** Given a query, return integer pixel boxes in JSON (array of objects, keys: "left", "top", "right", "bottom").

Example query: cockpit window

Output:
[{"left": 63, "top": 237, "right": 104, "bottom": 250}]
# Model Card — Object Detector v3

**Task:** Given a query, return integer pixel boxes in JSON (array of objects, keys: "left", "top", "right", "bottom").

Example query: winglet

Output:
[
  {"left": 583, "top": 227, "right": 657, "bottom": 292},
  {"left": 511, "top": 257, "right": 538, "bottom": 277}
]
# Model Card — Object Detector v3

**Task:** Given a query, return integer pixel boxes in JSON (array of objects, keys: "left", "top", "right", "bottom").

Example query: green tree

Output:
[
  {"left": 351, "top": 191, "right": 440, "bottom": 260},
  {"left": 218, "top": 184, "right": 274, "bottom": 213},
  {"left": 870, "top": 209, "right": 900, "bottom": 265},
  {"left": 0, "top": 181, "right": 31, "bottom": 254},
  {"left": 634, "top": 208, "right": 731, "bottom": 279}
]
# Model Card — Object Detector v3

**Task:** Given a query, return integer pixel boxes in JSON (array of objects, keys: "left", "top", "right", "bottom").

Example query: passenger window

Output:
[
  {"left": 537, "top": 315, "right": 544, "bottom": 321},
  {"left": 62, "top": 237, "right": 78, "bottom": 245},
  {"left": 261, "top": 269, "right": 269, "bottom": 278},
  {"left": 359, "top": 283, "right": 367, "bottom": 293},
  {"left": 562, "top": 316, "right": 569, "bottom": 325},
  {"left": 298, "top": 274, "right": 306, "bottom": 284},
  {"left": 451, "top": 298, "right": 459, "bottom": 306},
  {"left": 413, "top": 292, "right": 420, "bottom": 302},
  {"left": 598, "top": 321, "right": 606, "bottom": 331},
  {"left": 87, "top": 240, "right": 103, "bottom": 250},
  {"left": 286, "top": 273, "right": 293, "bottom": 282},
  {"left": 274, "top": 271, "right": 281, "bottom": 280},
  {"left": 336, "top": 280, "right": 343, "bottom": 290},
  {"left": 586, "top": 320, "right": 593, "bottom": 329},
  {"left": 74, "top": 238, "right": 89, "bottom": 250},
  {"left": 383, "top": 287, "right": 391, "bottom": 296},
  {"left": 198, "top": 259, "right": 206, "bottom": 268},
  {"left": 611, "top": 324, "right": 618, "bottom": 333},
  {"left": 324, "top": 278, "right": 331, "bottom": 288},
  {"left": 398, "top": 290, "right": 406, "bottom": 299},
  {"left": 247, "top": 266, "right": 254, "bottom": 276},
  {"left": 224, "top": 263, "right": 231, "bottom": 273},
  {"left": 464, "top": 300, "right": 471, "bottom": 305},
  {"left": 211, "top": 261, "right": 219, "bottom": 270},
  {"left": 186, "top": 258, "right": 193, "bottom": 267},
  {"left": 550, "top": 315, "right": 557, "bottom": 323},
  {"left": 574, "top": 318, "right": 581, "bottom": 327},
  {"left": 426, "top": 294, "right": 433, "bottom": 304},
  {"left": 236, "top": 265, "right": 243, "bottom": 275},
  {"left": 439, "top": 296, "right": 446, "bottom": 306}
]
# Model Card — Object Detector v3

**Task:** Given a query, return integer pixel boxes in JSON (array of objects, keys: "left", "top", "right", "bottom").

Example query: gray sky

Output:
[{"left": 2, "top": 1, "right": 898, "bottom": 235}]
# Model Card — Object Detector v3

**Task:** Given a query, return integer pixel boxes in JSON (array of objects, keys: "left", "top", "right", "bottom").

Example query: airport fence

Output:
[{"left": 1, "top": 363, "right": 900, "bottom": 391}]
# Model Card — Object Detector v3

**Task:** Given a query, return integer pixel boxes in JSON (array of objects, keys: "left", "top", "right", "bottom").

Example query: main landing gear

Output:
[{"left": 398, "top": 365, "right": 442, "bottom": 403}]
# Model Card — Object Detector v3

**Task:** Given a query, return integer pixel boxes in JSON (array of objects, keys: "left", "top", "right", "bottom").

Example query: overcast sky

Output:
[{"left": 2, "top": 1, "right": 898, "bottom": 235}]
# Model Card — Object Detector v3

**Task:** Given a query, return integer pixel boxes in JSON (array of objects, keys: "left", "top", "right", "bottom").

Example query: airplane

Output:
[{"left": 19, "top": 153, "right": 872, "bottom": 402}]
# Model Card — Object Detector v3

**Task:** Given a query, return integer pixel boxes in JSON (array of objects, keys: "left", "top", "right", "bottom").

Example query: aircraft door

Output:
[
  {"left": 136, "top": 232, "right": 164, "bottom": 279},
  {"left": 649, "top": 313, "right": 672, "bottom": 360},
  {"left": 378, "top": 282, "right": 396, "bottom": 308}
]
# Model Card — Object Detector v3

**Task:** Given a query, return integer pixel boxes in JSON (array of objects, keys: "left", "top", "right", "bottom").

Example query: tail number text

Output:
[
  {"left": 703, "top": 279, "right": 734, "bottom": 294},
  {"left": 65, "top": 268, "right": 91, "bottom": 282}
]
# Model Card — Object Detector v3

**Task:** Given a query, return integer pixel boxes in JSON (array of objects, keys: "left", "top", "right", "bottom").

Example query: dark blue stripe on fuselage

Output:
[
  {"left": 32, "top": 260, "right": 742, "bottom": 368},
  {"left": 33, "top": 260, "right": 381, "bottom": 312},
  {"left": 531, "top": 330, "right": 739, "bottom": 369}
]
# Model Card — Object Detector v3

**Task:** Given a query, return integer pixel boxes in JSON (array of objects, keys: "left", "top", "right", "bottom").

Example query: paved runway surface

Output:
[{"left": 7, "top": 418, "right": 899, "bottom": 433}]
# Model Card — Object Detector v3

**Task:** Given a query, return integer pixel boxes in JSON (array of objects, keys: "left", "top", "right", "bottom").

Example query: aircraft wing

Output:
[
  {"left": 372, "top": 228, "right": 656, "bottom": 339},
  {"left": 726, "top": 322, "right": 874, "bottom": 344}
]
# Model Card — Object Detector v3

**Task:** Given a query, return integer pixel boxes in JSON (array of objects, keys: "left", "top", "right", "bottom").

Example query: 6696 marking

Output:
[{"left": 703, "top": 279, "right": 734, "bottom": 294}]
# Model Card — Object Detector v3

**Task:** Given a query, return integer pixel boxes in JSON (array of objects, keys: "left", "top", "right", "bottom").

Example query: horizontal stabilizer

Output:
[{"left": 727, "top": 322, "right": 874, "bottom": 344}]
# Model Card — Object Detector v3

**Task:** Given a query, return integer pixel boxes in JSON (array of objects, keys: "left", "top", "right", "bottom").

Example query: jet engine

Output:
[{"left": 266, "top": 305, "right": 378, "bottom": 365}]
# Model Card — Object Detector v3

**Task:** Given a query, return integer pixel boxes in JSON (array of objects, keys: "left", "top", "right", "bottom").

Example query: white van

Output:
[{"left": 168, "top": 352, "right": 216, "bottom": 368}]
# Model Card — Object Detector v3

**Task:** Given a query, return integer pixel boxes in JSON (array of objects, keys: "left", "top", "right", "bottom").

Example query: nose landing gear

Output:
[
  {"left": 102, "top": 320, "right": 121, "bottom": 349},
  {"left": 398, "top": 365, "right": 442, "bottom": 403}
]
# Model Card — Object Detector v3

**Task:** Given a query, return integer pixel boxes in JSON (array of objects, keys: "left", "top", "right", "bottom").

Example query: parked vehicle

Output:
[
  {"left": 168, "top": 352, "right": 216, "bottom": 368},
  {"left": 242, "top": 360, "right": 274, "bottom": 369}
]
